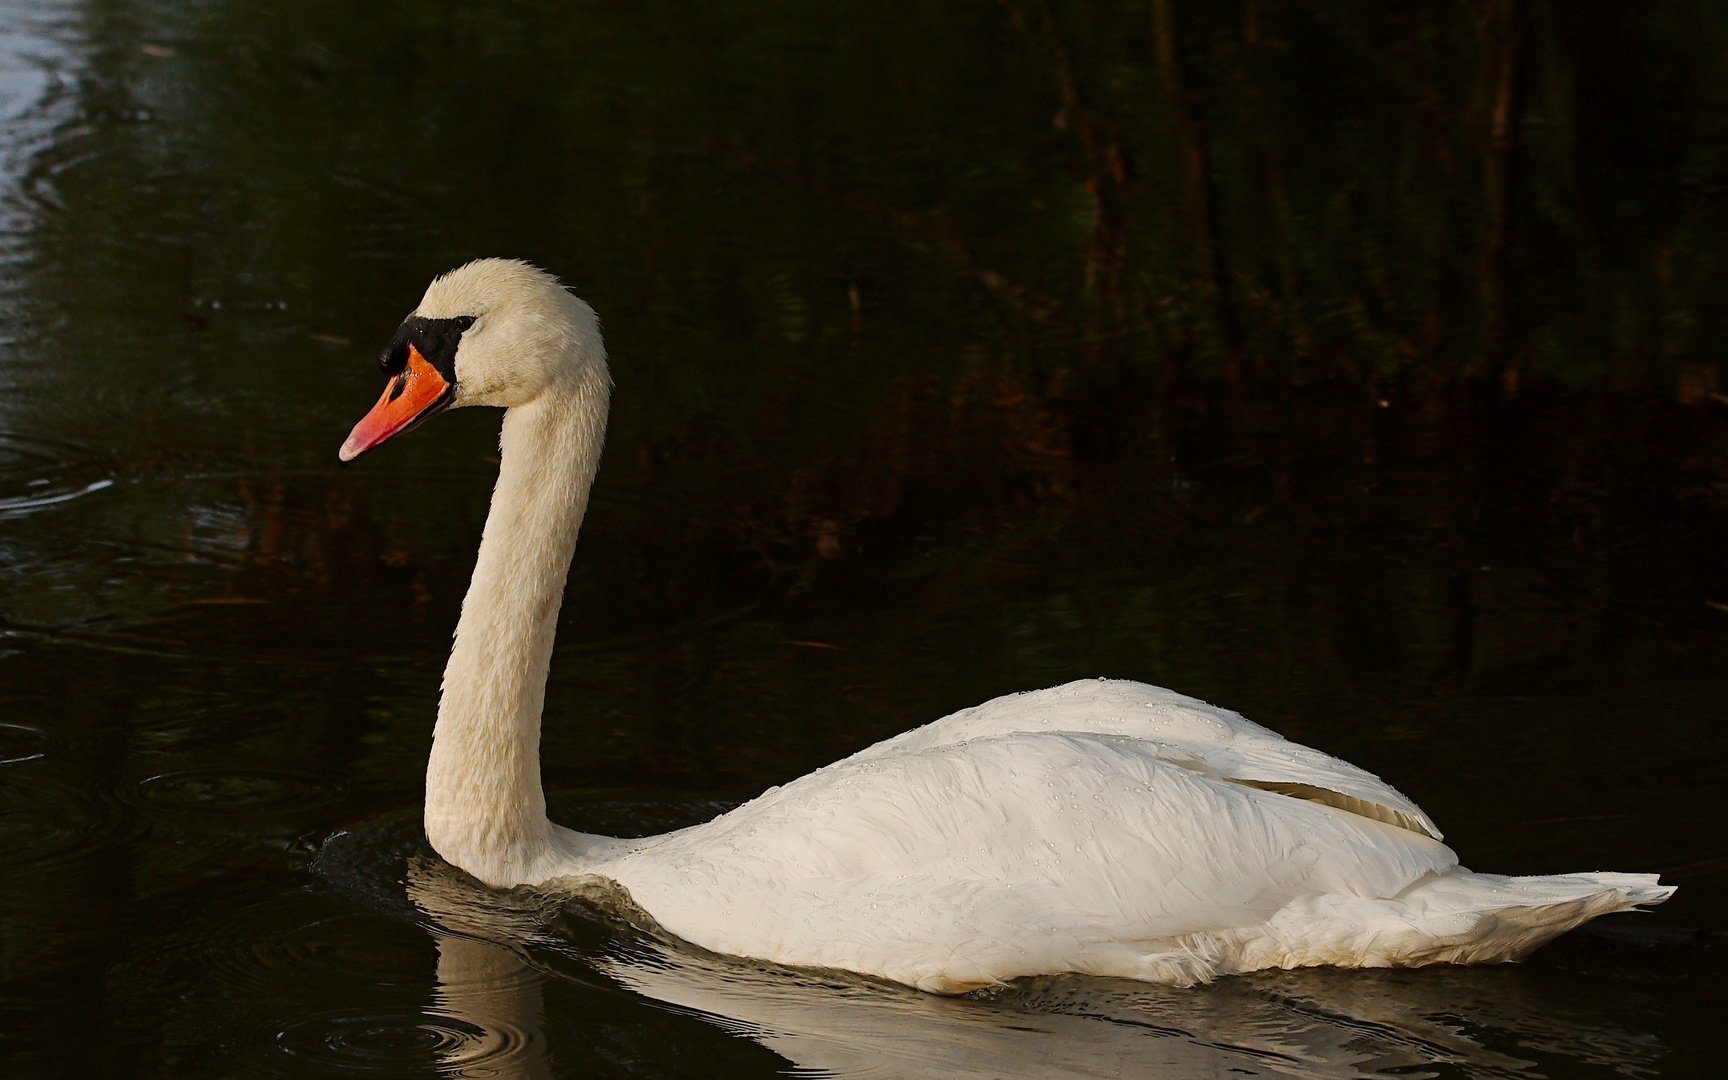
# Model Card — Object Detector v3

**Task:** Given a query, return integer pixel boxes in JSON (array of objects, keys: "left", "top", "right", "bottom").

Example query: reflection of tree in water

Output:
[
  {"left": 394, "top": 845, "right": 1668, "bottom": 1080},
  {"left": 22, "top": 0, "right": 1728, "bottom": 404},
  {"left": 6, "top": 0, "right": 1724, "bottom": 717}
]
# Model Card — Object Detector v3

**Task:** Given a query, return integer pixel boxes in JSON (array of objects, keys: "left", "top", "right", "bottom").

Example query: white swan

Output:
[{"left": 340, "top": 258, "right": 1672, "bottom": 994}]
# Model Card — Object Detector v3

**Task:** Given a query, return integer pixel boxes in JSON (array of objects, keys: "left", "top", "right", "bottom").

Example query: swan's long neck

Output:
[{"left": 425, "top": 366, "right": 610, "bottom": 887}]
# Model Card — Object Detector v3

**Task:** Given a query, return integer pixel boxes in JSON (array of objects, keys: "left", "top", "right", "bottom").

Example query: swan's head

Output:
[{"left": 339, "top": 258, "right": 605, "bottom": 461}]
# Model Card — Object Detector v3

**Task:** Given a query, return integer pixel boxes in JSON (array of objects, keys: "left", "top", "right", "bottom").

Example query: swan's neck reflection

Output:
[
  {"left": 408, "top": 858, "right": 552, "bottom": 1079},
  {"left": 432, "top": 933, "right": 553, "bottom": 1080}
]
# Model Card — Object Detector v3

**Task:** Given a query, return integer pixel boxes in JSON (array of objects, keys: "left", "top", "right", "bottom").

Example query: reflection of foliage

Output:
[
  {"left": 7, "top": 0, "right": 1724, "bottom": 795},
  {"left": 1004, "top": 0, "right": 1728, "bottom": 393},
  {"left": 45, "top": 1, "right": 1727, "bottom": 409}
]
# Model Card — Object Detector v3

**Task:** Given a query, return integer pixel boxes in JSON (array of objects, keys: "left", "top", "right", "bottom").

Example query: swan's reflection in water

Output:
[
  {"left": 402, "top": 854, "right": 1665, "bottom": 1079},
  {"left": 430, "top": 930, "right": 555, "bottom": 1079}
]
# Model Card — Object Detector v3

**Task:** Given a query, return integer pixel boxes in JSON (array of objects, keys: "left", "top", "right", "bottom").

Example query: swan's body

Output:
[{"left": 343, "top": 259, "right": 1672, "bottom": 994}]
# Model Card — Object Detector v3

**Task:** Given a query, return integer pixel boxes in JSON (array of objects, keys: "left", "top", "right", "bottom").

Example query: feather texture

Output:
[{"left": 579, "top": 680, "right": 1664, "bottom": 991}]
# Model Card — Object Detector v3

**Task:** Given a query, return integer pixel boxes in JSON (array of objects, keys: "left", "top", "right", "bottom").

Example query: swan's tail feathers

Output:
[
  {"left": 1380, "top": 870, "right": 1677, "bottom": 966},
  {"left": 1410, "top": 870, "right": 1676, "bottom": 914},
  {"left": 1214, "top": 870, "right": 1678, "bottom": 978},
  {"left": 1071, "top": 872, "right": 1674, "bottom": 987},
  {"left": 1548, "top": 871, "right": 1677, "bottom": 909}
]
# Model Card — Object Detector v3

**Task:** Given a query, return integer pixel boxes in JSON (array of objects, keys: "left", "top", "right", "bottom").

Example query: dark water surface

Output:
[{"left": 2, "top": 1, "right": 1726, "bottom": 1077}]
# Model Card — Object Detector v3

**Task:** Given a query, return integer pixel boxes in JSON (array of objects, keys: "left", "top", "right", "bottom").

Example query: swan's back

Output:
[
  {"left": 595, "top": 721, "right": 1452, "bottom": 990},
  {"left": 578, "top": 680, "right": 1670, "bottom": 991},
  {"left": 851, "top": 679, "right": 1442, "bottom": 838}
]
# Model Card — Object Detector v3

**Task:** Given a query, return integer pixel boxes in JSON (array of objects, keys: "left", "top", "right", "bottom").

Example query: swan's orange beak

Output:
[{"left": 339, "top": 345, "right": 454, "bottom": 462}]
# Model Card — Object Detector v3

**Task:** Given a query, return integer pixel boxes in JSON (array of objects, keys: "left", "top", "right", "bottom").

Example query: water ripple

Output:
[
  {"left": 0, "top": 718, "right": 53, "bottom": 764},
  {"left": 124, "top": 766, "right": 342, "bottom": 819},
  {"left": 0, "top": 475, "right": 110, "bottom": 514},
  {"left": 1, "top": 769, "right": 143, "bottom": 878},
  {"left": 274, "top": 1008, "right": 535, "bottom": 1074},
  {"left": 274, "top": 1009, "right": 478, "bottom": 1070},
  {"left": 0, "top": 431, "right": 108, "bottom": 519},
  {"left": 109, "top": 888, "right": 549, "bottom": 1079}
]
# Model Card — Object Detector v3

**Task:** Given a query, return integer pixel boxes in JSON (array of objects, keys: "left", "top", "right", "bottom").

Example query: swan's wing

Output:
[
  {"left": 597, "top": 732, "right": 1457, "bottom": 992},
  {"left": 851, "top": 679, "right": 1442, "bottom": 840}
]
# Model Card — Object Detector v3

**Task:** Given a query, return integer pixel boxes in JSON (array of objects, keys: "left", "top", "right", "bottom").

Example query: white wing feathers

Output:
[
  {"left": 854, "top": 679, "right": 1442, "bottom": 840},
  {"left": 596, "top": 681, "right": 1460, "bottom": 990},
  {"left": 572, "top": 678, "right": 1662, "bottom": 991}
]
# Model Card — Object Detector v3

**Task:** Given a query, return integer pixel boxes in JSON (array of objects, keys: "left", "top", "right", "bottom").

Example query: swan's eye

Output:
[{"left": 453, "top": 315, "right": 476, "bottom": 332}]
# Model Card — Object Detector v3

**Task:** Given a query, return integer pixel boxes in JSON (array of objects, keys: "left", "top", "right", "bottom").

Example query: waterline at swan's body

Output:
[
  {"left": 465, "top": 676, "right": 1670, "bottom": 993},
  {"left": 341, "top": 258, "right": 1672, "bottom": 994}
]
